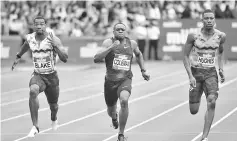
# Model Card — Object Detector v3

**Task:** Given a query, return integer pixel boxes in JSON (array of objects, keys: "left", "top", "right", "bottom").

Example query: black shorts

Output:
[
  {"left": 189, "top": 67, "right": 219, "bottom": 104},
  {"left": 104, "top": 77, "right": 132, "bottom": 107},
  {"left": 29, "top": 71, "right": 59, "bottom": 104}
]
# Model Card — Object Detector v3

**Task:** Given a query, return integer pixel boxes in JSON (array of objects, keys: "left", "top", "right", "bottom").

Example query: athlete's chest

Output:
[
  {"left": 28, "top": 36, "right": 52, "bottom": 51},
  {"left": 111, "top": 44, "right": 133, "bottom": 56},
  {"left": 194, "top": 33, "right": 221, "bottom": 50}
]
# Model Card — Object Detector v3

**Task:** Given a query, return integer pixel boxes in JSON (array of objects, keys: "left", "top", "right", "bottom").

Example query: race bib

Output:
[
  {"left": 197, "top": 52, "right": 215, "bottom": 66},
  {"left": 113, "top": 54, "right": 131, "bottom": 71},
  {"left": 33, "top": 56, "right": 53, "bottom": 72}
]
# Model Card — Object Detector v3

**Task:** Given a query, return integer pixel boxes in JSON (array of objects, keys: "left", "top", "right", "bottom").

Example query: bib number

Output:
[
  {"left": 113, "top": 54, "right": 131, "bottom": 71},
  {"left": 33, "top": 56, "right": 53, "bottom": 72},
  {"left": 197, "top": 53, "right": 215, "bottom": 66}
]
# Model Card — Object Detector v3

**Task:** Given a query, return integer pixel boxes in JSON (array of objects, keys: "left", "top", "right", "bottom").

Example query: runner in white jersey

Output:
[
  {"left": 183, "top": 9, "right": 226, "bottom": 141},
  {"left": 11, "top": 16, "right": 68, "bottom": 137}
]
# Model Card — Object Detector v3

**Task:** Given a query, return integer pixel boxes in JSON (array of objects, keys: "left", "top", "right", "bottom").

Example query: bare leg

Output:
[
  {"left": 118, "top": 90, "right": 130, "bottom": 135},
  {"left": 201, "top": 95, "right": 217, "bottom": 140},
  {"left": 29, "top": 84, "right": 40, "bottom": 128}
]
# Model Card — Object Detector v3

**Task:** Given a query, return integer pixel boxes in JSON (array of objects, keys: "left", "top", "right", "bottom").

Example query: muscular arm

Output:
[
  {"left": 183, "top": 33, "right": 195, "bottom": 79},
  {"left": 94, "top": 39, "right": 113, "bottom": 63},
  {"left": 218, "top": 33, "right": 226, "bottom": 71},
  {"left": 52, "top": 36, "right": 68, "bottom": 63},
  {"left": 17, "top": 41, "right": 30, "bottom": 57},
  {"left": 131, "top": 40, "right": 146, "bottom": 71}
]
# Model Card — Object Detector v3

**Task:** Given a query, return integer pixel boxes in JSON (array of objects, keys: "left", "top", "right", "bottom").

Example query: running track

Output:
[{"left": 1, "top": 61, "right": 237, "bottom": 141}]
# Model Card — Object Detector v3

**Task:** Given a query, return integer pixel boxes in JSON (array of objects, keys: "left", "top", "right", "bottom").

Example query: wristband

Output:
[{"left": 141, "top": 69, "right": 146, "bottom": 72}]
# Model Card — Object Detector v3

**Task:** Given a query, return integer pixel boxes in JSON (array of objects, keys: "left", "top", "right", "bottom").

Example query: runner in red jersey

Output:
[
  {"left": 94, "top": 23, "right": 150, "bottom": 141},
  {"left": 183, "top": 9, "right": 226, "bottom": 141},
  {"left": 11, "top": 16, "right": 68, "bottom": 137}
]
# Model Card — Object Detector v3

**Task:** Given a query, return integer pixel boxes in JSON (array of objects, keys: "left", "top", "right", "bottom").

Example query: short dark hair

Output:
[
  {"left": 113, "top": 23, "right": 126, "bottom": 31},
  {"left": 202, "top": 9, "right": 214, "bottom": 17},
  {"left": 34, "top": 16, "right": 46, "bottom": 24}
]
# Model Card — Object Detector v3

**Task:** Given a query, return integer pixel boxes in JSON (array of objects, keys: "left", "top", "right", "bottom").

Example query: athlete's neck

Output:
[
  {"left": 35, "top": 32, "right": 47, "bottom": 41},
  {"left": 115, "top": 37, "right": 125, "bottom": 43},
  {"left": 202, "top": 27, "right": 215, "bottom": 36}
]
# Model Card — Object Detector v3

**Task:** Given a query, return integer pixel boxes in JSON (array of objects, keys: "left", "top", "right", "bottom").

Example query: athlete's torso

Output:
[
  {"left": 105, "top": 37, "right": 133, "bottom": 81},
  {"left": 189, "top": 28, "right": 224, "bottom": 69},
  {"left": 26, "top": 32, "right": 57, "bottom": 74}
]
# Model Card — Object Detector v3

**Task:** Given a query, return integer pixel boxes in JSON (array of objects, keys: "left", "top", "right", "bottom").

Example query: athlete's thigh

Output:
[
  {"left": 104, "top": 78, "right": 119, "bottom": 107},
  {"left": 190, "top": 67, "right": 205, "bottom": 103},
  {"left": 204, "top": 75, "right": 219, "bottom": 99},
  {"left": 117, "top": 78, "right": 132, "bottom": 99},
  {"left": 189, "top": 81, "right": 204, "bottom": 104},
  {"left": 44, "top": 72, "right": 60, "bottom": 104},
  {"left": 29, "top": 72, "right": 46, "bottom": 93}
]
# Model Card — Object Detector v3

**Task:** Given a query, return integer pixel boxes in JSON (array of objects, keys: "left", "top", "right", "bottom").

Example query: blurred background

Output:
[{"left": 1, "top": 0, "right": 237, "bottom": 66}]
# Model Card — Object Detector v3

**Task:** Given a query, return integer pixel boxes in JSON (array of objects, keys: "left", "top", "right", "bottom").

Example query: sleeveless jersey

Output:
[
  {"left": 26, "top": 32, "right": 57, "bottom": 74},
  {"left": 189, "top": 28, "right": 224, "bottom": 69},
  {"left": 105, "top": 37, "right": 133, "bottom": 81}
]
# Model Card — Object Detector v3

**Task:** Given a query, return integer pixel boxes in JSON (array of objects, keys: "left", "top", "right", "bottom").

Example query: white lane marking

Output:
[
  {"left": 102, "top": 77, "right": 237, "bottom": 141},
  {"left": 13, "top": 80, "right": 188, "bottom": 141},
  {"left": 1, "top": 71, "right": 185, "bottom": 122}
]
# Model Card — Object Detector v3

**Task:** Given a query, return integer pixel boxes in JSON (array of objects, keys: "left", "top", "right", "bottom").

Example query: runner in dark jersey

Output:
[
  {"left": 11, "top": 16, "right": 68, "bottom": 137},
  {"left": 94, "top": 23, "right": 150, "bottom": 141},
  {"left": 183, "top": 9, "right": 226, "bottom": 141}
]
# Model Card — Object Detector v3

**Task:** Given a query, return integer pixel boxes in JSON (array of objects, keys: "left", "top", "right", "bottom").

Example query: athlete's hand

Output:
[
  {"left": 219, "top": 69, "right": 225, "bottom": 83},
  {"left": 47, "top": 32, "right": 57, "bottom": 48},
  {"left": 189, "top": 75, "right": 196, "bottom": 88},
  {"left": 142, "top": 71, "right": 150, "bottom": 81},
  {"left": 112, "top": 40, "right": 120, "bottom": 48},
  {"left": 11, "top": 57, "right": 21, "bottom": 71}
]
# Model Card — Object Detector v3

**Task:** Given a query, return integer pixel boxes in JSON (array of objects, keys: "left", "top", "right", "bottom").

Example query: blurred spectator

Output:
[
  {"left": 1, "top": 0, "right": 236, "bottom": 37},
  {"left": 132, "top": 21, "right": 147, "bottom": 58},
  {"left": 147, "top": 20, "right": 160, "bottom": 60}
]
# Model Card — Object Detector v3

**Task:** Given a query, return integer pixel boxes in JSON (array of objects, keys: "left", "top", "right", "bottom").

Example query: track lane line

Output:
[
  {"left": 102, "top": 77, "right": 237, "bottom": 141},
  {"left": 13, "top": 80, "right": 189, "bottom": 141},
  {"left": 1, "top": 71, "right": 185, "bottom": 122}
]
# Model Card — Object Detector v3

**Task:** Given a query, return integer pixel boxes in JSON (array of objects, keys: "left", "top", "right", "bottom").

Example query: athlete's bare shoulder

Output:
[
  {"left": 215, "top": 29, "right": 226, "bottom": 38},
  {"left": 215, "top": 29, "right": 226, "bottom": 43},
  {"left": 25, "top": 32, "right": 35, "bottom": 39},
  {"left": 130, "top": 39, "right": 138, "bottom": 50},
  {"left": 102, "top": 38, "right": 113, "bottom": 48},
  {"left": 186, "top": 33, "right": 195, "bottom": 43}
]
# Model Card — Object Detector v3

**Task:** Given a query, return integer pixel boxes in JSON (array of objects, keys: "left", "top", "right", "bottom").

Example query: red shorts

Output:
[
  {"left": 104, "top": 77, "right": 132, "bottom": 107},
  {"left": 29, "top": 71, "right": 59, "bottom": 104}
]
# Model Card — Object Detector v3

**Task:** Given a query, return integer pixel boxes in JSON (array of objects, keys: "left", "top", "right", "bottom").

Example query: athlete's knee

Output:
[
  {"left": 29, "top": 85, "right": 39, "bottom": 99},
  {"left": 190, "top": 108, "right": 199, "bottom": 115},
  {"left": 119, "top": 91, "right": 130, "bottom": 109},
  {"left": 189, "top": 102, "right": 200, "bottom": 115},
  {"left": 120, "top": 98, "right": 128, "bottom": 109},
  {"left": 207, "top": 94, "right": 217, "bottom": 109}
]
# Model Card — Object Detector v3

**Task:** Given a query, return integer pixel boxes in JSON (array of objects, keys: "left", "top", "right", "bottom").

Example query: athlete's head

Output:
[
  {"left": 202, "top": 9, "right": 215, "bottom": 29},
  {"left": 34, "top": 16, "right": 46, "bottom": 35},
  {"left": 113, "top": 23, "right": 126, "bottom": 40}
]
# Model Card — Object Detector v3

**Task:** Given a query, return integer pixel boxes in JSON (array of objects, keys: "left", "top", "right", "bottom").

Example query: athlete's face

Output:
[
  {"left": 113, "top": 24, "right": 126, "bottom": 40},
  {"left": 34, "top": 19, "right": 46, "bottom": 35},
  {"left": 202, "top": 13, "right": 215, "bottom": 29}
]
